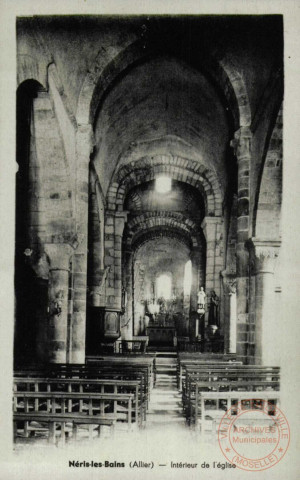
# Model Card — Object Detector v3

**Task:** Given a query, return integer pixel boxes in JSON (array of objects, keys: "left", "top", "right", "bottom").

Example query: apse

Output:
[{"left": 131, "top": 235, "right": 192, "bottom": 336}]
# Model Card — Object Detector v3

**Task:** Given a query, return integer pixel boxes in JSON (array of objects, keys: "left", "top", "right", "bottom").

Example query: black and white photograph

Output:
[{"left": 0, "top": 1, "right": 299, "bottom": 479}]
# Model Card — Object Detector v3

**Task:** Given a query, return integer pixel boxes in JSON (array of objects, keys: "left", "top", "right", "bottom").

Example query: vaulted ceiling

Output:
[{"left": 94, "top": 56, "right": 230, "bottom": 194}]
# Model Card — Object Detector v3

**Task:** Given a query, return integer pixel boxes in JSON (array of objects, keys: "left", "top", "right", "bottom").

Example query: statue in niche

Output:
[
  {"left": 121, "top": 285, "right": 127, "bottom": 314},
  {"left": 208, "top": 290, "right": 219, "bottom": 326}
]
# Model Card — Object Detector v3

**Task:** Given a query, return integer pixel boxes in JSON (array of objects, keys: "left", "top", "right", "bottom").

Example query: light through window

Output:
[
  {"left": 156, "top": 274, "right": 172, "bottom": 299},
  {"left": 183, "top": 260, "right": 192, "bottom": 296},
  {"left": 155, "top": 176, "right": 171, "bottom": 194}
]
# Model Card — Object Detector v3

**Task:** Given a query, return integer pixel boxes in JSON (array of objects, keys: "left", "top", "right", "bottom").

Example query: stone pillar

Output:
[
  {"left": 88, "top": 183, "right": 106, "bottom": 308},
  {"left": 105, "top": 210, "right": 127, "bottom": 310},
  {"left": 201, "top": 217, "right": 224, "bottom": 329},
  {"left": 72, "top": 124, "right": 94, "bottom": 363},
  {"left": 45, "top": 243, "right": 74, "bottom": 363},
  {"left": 201, "top": 217, "right": 224, "bottom": 296},
  {"left": 231, "top": 127, "right": 252, "bottom": 361},
  {"left": 122, "top": 248, "right": 133, "bottom": 341},
  {"left": 103, "top": 210, "right": 127, "bottom": 341},
  {"left": 195, "top": 317, "right": 199, "bottom": 338},
  {"left": 35, "top": 278, "right": 49, "bottom": 363},
  {"left": 248, "top": 239, "right": 281, "bottom": 365},
  {"left": 229, "top": 288, "right": 237, "bottom": 353},
  {"left": 114, "top": 211, "right": 127, "bottom": 310},
  {"left": 104, "top": 211, "right": 116, "bottom": 307},
  {"left": 88, "top": 185, "right": 102, "bottom": 307},
  {"left": 190, "top": 251, "right": 200, "bottom": 312},
  {"left": 221, "top": 272, "right": 237, "bottom": 353}
]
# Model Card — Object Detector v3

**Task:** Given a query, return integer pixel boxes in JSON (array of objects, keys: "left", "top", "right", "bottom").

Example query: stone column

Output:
[
  {"left": 45, "top": 243, "right": 74, "bottom": 363},
  {"left": 190, "top": 251, "right": 200, "bottom": 312},
  {"left": 201, "top": 217, "right": 224, "bottom": 296},
  {"left": 221, "top": 272, "right": 237, "bottom": 353},
  {"left": 228, "top": 287, "right": 237, "bottom": 353},
  {"left": 201, "top": 216, "right": 224, "bottom": 330},
  {"left": 88, "top": 188, "right": 101, "bottom": 306},
  {"left": 195, "top": 317, "right": 199, "bottom": 338},
  {"left": 104, "top": 210, "right": 116, "bottom": 307},
  {"left": 248, "top": 239, "right": 281, "bottom": 365},
  {"left": 113, "top": 211, "right": 127, "bottom": 310},
  {"left": 121, "top": 248, "right": 133, "bottom": 341},
  {"left": 231, "top": 127, "right": 252, "bottom": 361},
  {"left": 103, "top": 210, "right": 127, "bottom": 341},
  {"left": 35, "top": 278, "right": 49, "bottom": 363},
  {"left": 71, "top": 124, "right": 94, "bottom": 363},
  {"left": 88, "top": 175, "right": 106, "bottom": 308}
]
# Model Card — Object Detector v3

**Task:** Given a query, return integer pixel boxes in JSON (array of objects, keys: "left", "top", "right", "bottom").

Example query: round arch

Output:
[
  {"left": 125, "top": 211, "right": 201, "bottom": 248},
  {"left": 107, "top": 155, "right": 223, "bottom": 217},
  {"left": 130, "top": 227, "right": 193, "bottom": 254},
  {"left": 17, "top": 55, "right": 48, "bottom": 90}
]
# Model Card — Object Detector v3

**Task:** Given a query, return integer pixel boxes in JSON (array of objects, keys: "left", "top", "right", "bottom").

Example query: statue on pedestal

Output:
[
  {"left": 208, "top": 290, "right": 219, "bottom": 326},
  {"left": 196, "top": 287, "right": 206, "bottom": 340},
  {"left": 197, "top": 286, "right": 206, "bottom": 313}
]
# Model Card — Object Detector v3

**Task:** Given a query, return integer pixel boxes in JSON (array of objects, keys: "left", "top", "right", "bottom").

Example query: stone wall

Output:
[{"left": 15, "top": 16, "right": 283, "bottom": 364}]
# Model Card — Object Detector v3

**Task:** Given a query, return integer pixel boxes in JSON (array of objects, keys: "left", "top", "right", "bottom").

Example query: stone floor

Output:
[{"left": 146, "top": 372, "right": 186, "bottom": 432}]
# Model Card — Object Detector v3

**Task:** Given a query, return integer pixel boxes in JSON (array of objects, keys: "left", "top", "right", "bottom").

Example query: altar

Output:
[{"left": 146, "top": 326, "right": 176, "bottom": 347}]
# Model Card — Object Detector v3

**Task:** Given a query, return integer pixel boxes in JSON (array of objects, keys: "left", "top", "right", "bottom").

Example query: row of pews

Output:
[
  {"left": 177, "top": 353, "right": 280, "bottom": 439},
  {"left": 13, "top": 354, "right": 156, "bottom": 445}
]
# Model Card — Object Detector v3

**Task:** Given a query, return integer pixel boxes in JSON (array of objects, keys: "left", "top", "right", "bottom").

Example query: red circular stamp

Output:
[{"left": 218, "top": 398, "right": 290, "bottom": 472}]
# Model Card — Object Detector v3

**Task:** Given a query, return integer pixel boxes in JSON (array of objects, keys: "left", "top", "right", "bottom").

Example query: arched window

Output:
[
  {"left": 156, "top": 274, "right": 172, "bottom": 300},
  {"left": 183, "top": 259, "right": 192, "bottom": 296},
  {"left": 155, "top": 176, "right": 171, "bottom": 194}
]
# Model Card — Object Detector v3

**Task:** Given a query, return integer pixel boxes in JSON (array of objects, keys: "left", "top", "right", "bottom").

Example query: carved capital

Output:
[
  {"left": 221, "top": 271, "right": 237, "bottom": 294},
  {"left": 246, "top": 238, "right": 281, "bottom": 274},
  {"left": 29, "top": 252, "right": 50, "bottom": 279},
  {"left": 41, "top": 232, "right": 83, "bottom": 249},
  {"left": 44, "top": 243, "right": 75, "bottom": 270}
]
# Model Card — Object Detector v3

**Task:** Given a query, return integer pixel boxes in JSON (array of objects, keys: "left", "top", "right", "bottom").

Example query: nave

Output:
[
  {"left": 13, "top": 350, "right": 281, "bottom": 456},
  {"left": 13, "top": 16, "right": 284, "bottom": 460}
]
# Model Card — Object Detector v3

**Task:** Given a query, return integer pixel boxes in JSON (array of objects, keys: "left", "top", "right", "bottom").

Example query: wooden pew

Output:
[
  {"left": 13, "top": 390, "right": 135, "bottom": 444},
  {"left": 181, "top": 364, "right": 279, "bottom": 391},
  {"left": 178, "top": 353, "right": 237, "bottom": 359},
  {"left": 14, "top": 377, "right": 146, "bottom": 427},
  {"left": 178, "top": 360, "right": 242, "bottom": 390},
  {"left": 183, "top": 366, "right": 280, "bottom": 386},
  {"left": 182, "top": 366, "right": 280, "bottom": 409},
  {"left": 190, "top": 391, "right": 280, "bottom": 440},
  {"left": 186, "top": 379, "right": 280, "bottom": 426},
  {"left": 86, "top": 355, "right": 156, "bottom": 390},
  {"left": 20, "top": 356, "right": 156, "bottom": 393},
  {"left": 15, "top": 363, "right": 152, "bottom": 408},
  {"left": 177, "top": 353, "right": 238, "bottom": 390},
  {"left": 14, "top": 412, "right": 115, "bottom": 444}
]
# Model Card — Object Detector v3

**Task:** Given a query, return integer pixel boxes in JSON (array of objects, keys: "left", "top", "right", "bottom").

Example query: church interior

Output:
[{"left": 13, "top": 15, "right": 284, "bottom": 449}]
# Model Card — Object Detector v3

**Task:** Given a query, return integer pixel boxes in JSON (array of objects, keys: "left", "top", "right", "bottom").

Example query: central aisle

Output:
[{"left": 146, "top": 371, "right": 187, "bottom": 433}]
